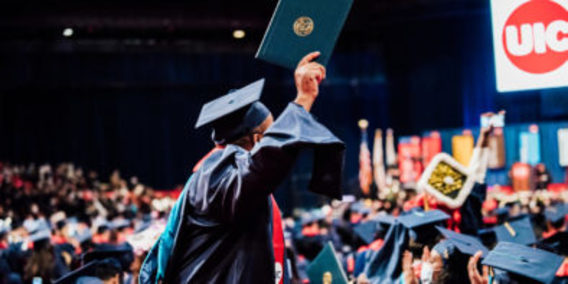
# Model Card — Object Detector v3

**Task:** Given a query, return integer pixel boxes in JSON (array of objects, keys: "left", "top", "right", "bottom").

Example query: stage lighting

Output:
[
  {"left": 63, "top": 28, "right": 74, "bottom": 37},
  {"left": 233, "top": 29, "right": 245, "bottom": 39}
]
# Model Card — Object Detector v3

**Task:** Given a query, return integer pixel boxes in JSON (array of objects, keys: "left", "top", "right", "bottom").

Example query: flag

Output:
[
  {"left": 359, "top": 120, "right": 373, "bottom": 196},
  {"left": 373, "top": 129, "right": 386, "bottom": 195},
  {"left": 385, "top": 128, "right": 397, "bottom": 167}
]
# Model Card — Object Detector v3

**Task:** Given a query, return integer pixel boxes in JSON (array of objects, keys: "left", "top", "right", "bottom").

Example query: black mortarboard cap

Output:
[
  {"left": 493, "top": 216, "right": 537, "bottom": 245},
  {"left": 372, "top": 214, "right": 395, "bottom": 233},
  {"left": 435, "top": 226, "right": 489, "bottom": 257},
  {"left": 83, "top": 248, "right": 133, "bottom": 272},
  {"left": 482, "top": 242, "right": 564, "bottom": 284},
  {"left": 537, "top": 231, "right": 568, "bottom": 256},
  {"left": 306, "top": 241, "right": 349, "bottom": 284},
  {"left": 54, "top": 261, "right": 99, "bottom": 284},
  {"left": 544, "top": 204, "right": 566, "bottom": 224},
  {"left": 398, "top": 209, "right": 450, "bottom": 244},
  {"left": 194, "top": 79, "right": 271, "bottom": 144}
]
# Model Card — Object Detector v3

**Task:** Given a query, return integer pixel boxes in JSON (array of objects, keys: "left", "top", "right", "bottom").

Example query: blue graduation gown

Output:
[{"left": 139, "top": 103, "right": 345, "bottom": 284}]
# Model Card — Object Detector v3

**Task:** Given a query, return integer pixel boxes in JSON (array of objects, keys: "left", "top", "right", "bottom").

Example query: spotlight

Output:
[
  {"left": 63, "top": 28, "right": 74, "bottom": 37},
  {"left": 233, "top": 29, "right": 245, "bottom": 39}
]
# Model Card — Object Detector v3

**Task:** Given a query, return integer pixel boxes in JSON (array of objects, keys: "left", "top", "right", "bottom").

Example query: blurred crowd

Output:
[
  {"left": 1, "top": 133, "right": 568, "bottom": 283},
  {"left": 0, "top": 162, "right": 175, "bottom": 283}
]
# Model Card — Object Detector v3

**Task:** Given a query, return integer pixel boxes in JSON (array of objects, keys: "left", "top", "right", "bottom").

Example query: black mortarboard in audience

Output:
[
  {"left": 84, "top": 247, "right": 134, "bottom": 272},
  {"left": 54, "top": 261, "right": 99, "bottom": 284},
  {"left": 353, "top": 220, "right": 380, "bottom": 245},
  {"left": 544, "top": 204, "right": 566, "bottom": 226},
  {"left": 492, "top": 216, "right": 537, "bottom": 245},
  {"left": 398, "top": 209, "right": 450, "bottom": 244},
  {"left": 482, "top": 242, "right": 564, "bottom": 284},
  {"left": 435, "top": 226, "right": 489, "bottom": 257},
  {"left": 537, "top": 231, "right": 568, "bottom": 256}
]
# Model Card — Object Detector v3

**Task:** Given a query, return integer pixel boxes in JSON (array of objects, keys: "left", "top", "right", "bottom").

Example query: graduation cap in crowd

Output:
[
  {"left": 307, "top": 242, "right": 349, "bottom": 284},
  {"left": 110, "top": 219, "right": 130, "bottom": 231},
  {"left": 435, "top": 226, "right": 488, "bottom": 257},
  {"left": 55, "top": 258, "right": 122, "bottom": 284},
  {"left": 93, "top": 219, "right": 110, "bottom": 233},
  {"left": 398, "top": 209, "right": 450, "bottom": 244},
  {"left": 537, "top": 231, "right": 568, "bottom": 256},
  {"left": 350, "top": 202, "right": 371, "bottom": 215},
  {"left": 83, "top": 247, "right": 134, "bottom": 272},
  {"left": 482, "top": 242, "right": 564, "bottom": 284},
  {"left": 195, "top": 78, "right": 271, "bottom": 145},
  {"left": 372, "top": 214, "right": 395, "bottom": 233},
  {"left": 75, "top": 229, "right": 92, "bottom": 244},
  {"left": 492, "top": 216, "right": 536, "bottom": 246},
  {"left": 544, "top": 204, "right": 567, "bottom": 225},
  {"left": 301, "top": 210, "right": 326, "bottom": 226},
  {"left": 353, "top": 220, "right": 380, "bottom": 245},
  {"left": 54, "top": 261, "right": 99, "bottom": 284}
]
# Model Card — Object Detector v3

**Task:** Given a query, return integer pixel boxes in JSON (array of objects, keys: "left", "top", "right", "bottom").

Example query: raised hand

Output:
[
  {"left": 294, "top": 51, "right": 326, "bottom": 112},
  {"left": 468, "top": 251, "right": 489, "bottom": 284}
]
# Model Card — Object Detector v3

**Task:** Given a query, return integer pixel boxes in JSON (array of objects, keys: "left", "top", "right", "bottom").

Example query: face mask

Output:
[{"left": 420, "top": 262, "right": 434, "bottom": 284}]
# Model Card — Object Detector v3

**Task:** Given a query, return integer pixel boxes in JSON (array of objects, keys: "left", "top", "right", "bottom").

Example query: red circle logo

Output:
[{"left": 502, "top": 0, "right": 568, "bottom": 74}]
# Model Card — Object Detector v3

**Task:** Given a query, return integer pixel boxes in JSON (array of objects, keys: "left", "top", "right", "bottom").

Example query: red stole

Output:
[{"left": 271, "top": 196, "right": 285, "bottom": 284}]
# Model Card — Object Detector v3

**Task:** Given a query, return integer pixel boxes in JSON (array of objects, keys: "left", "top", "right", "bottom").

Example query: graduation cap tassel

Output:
[{"left": 503, "top": 222, "right": 517, "bottom": 237}]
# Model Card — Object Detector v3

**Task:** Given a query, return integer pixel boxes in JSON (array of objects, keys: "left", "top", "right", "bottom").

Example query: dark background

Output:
[{"left": 0, "top": 0, "right": 567, "bottom": 211}]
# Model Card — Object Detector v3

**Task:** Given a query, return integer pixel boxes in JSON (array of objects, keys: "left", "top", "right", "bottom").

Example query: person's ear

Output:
[{"left": 252, "top": 133, "right": 263, "bottom": 144}]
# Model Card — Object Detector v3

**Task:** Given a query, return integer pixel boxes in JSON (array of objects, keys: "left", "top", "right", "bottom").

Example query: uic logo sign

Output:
[{"left": 502, "top": 0, "right": 568, "bottom": 74}]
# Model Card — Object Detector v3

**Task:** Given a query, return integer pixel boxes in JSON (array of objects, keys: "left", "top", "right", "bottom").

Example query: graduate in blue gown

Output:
[{"left": 139, "top": 52, "right": 345, "bottom": 284}]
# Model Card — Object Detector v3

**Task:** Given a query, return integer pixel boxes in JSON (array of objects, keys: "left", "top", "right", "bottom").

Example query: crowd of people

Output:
[
  {"left": 1, "top": 122, "right": 567, "bottom": 283},
  {"left": 0, "top": 162, "right": 175, "bottom": 283}
]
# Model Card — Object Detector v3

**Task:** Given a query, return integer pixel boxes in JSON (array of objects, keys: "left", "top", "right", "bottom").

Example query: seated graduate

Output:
[{"left": 139, "top": 52, "right": 345, "bottom": 284}]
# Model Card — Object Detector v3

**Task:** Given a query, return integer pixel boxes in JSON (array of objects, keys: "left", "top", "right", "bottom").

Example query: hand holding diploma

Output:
[{"left": 294, "top": 52, "right": 327, "bottom": 112}]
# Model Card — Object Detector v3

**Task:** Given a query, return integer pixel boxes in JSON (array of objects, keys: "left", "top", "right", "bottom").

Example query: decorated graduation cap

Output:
[
  {"left": 195, "top": 78, "right": 271, "bottom": 145},
  {"left": 435, "top": 226, "right": 488, "bottom": 257},
  {"left": 492, "top": 215, "right": 537, "bottom": 246},
  {"left": 307, "top": 242, "right": 349, "bottom": 284},
  {"left": 398, "top": 209, "right": 450, "bottom": 244},
  {"left": 482, "top": 242, "right": 564, "bottom": 284},
  {"left": 417, "top": 153, "right": 475, "bottom": 209}
]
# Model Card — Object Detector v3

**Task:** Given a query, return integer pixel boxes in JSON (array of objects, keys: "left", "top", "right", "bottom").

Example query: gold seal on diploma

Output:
[
  {"left": 293, "top": 16, "right": 314, "bottom": 37},
  {"left": 322, "top": 271, "right": 332, "bottom": 284}
]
